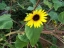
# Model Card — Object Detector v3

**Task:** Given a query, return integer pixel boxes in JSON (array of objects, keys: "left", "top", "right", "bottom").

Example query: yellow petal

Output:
[
  {"left": 24, "top": 9, "right": 48, "bottom": 28},
  {"left": 26, "top": 20, "right": 33, "bottom": 28}
]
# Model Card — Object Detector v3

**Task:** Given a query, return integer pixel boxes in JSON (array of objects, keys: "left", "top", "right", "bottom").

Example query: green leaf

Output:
[
  {"left": 15, "top": 36, "right": 28, "bottom": 48},
  {"left": 52, "top": 37, "right": 57, "bottom": 44},
  {"left": 5, "top": 6, "right": 10, "bottom": 10},
  {"left": 58, "top": 11, "right": 64, "bottom": 24},
  {"left": 27, "top": 6, "right": 34, "bottom": 10},
  {"left": 30, "top": 0, "right": 36, "bottom": 5},
  {"left": 43, "top": 0, "right": 52, "bottom": 8},
  {"left": 17, "top": 2, "right": 25, "bottom": 9},
  {"left": 49, "top": 11, "right": 58, "bottom": 20},
  {"left": 27, "top": 5, "right": 42, "bottom": 10},
  {"left": 0, "top": 1, "right": 7, "bottom": 10},
  {"left": 18, "top": 34, "right": 29, "bottom": 42},
  {"left": 36, "top": 5, "right": 42, "bottom": 10},
  {"left": 0, "top": 14, "right": 13, "bottom": 29},
  {"left": 25, "top": 25, "right": 43, "bottom": 47},
  {"left": 52, "top": 0, "right": 62, "bottom": 10},
  {"left": 62, "top": 2, "right": 64, "bottom": 6}
]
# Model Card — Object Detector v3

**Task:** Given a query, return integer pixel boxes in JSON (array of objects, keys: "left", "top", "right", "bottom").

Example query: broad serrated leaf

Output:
[
  {"left": 58, "top": 11, "right": 64, "bottom": 24},
  {"left": 0, "top": 14, "right": 13, "bottom": 29},
  {"left": 43, "top": 0, "right": 52, "bottom": 8},
  {"left": 30, "top": 0, "right": 36, "bottom": 5},
  {"left": 0, "top": 2, "right": 7, "bottom": 10},
  {"left": 15, "top": 36, "right": 28, "bottom": 48},
  {"left": 52, "top": 0, "right": 62, "bottom": 10},
  {"left": 18, "top": 34, "right": 29, "bottom": 42},
  {"left": 25, "top": 25, "right": 43, "bottom": 47},
  {"left": 27, "top": 6, "right": 34, "bottom": 10},
  {"left": 49, "top": 11, "right": 58, "bottom": 20}
]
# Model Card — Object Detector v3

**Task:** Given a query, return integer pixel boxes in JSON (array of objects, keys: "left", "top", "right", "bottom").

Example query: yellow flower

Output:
[{"left": 24, "top": 9, "right": 48, "bottom": 28}]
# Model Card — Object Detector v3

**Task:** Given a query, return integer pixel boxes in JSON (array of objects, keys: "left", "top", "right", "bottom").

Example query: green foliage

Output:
[
  {"left": 18, "top": 34, "right": 29, "bottom": 42},
  {"left": 50, "top": 36, "right": 57, "bottom": 48},
  {"left": 30, "top": 0, "right": 36, "bottom": 5},
  {"left": 43, "top": 0, "right": 63, "bottom": 10},
  {"left": 0, "top": 1, "right": 7, "bottom": 10},
  {"left": 52, "top": 37, "right": 57, "bottom": 44},
  {"left": 52, "top": 0, "right": 63, "bottom": 10},
  {"left": 43, "top": 0, "right": 52, "bottom": 9},
  {"left": 15, "top": 36, "right": 28, "bottom": 48},
  {"left": 36, "top": 5, "right": 42, "bottom": 10},
  {"left": 27, "top": 6, "right": 34, "bottom": 10},
  {"left": 27, "top": 0, "right": 42, "bottom": 10},
  {"left": 25, "top": 25, "right": 43, "bottom": 47},
  {"left": 58, "top": 11, "right": 64, "bottom": 24},
  {"left": 0, "top": 14, "right": 13, "bottom": 29},
  {"left": 49, "top": 11, "right": 58, "bottom": 20},
  {"left": 0, "top": 0, "right": 64, "bottom": 48}
]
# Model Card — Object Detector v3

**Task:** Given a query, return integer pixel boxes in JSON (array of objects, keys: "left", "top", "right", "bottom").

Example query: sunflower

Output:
[{"left": 24, "top": 9, "right": 48, "bottom": 28}]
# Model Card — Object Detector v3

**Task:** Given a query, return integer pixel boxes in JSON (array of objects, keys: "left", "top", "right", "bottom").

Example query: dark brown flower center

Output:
[{"left": 33, "top": 14, "right": 40, "bottom": 21}]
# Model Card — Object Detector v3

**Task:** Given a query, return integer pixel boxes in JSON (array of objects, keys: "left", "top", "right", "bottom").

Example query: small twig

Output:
[
  {"left": 52, "top": 33, "right": 64, "bottom": 44},
  {"left": 34, "top": 46, "right": 37, "bottom": 48},
  {"left": 47, "top": 6, "right": 54, "bottom": 13},
  {"left": 42, "top": 30, "right": 64, "bottom": 44},
  {"left": 27, "top": 43, "right": 31, "bottom": 48},
  {"left": 0, "top": 30, "right": 64, "bottom": 42},
  {"left": 46, "top": 6, "right": 54, "bottom": 24},
  {"left": 8, "top": 30, "right": 12, "bottom": 44},
  {"left": 0, "top": 30, "right": 24, "bottom": 42},
  {"left": 10, "top": 0, "right": 12, "bottom": 14},
  {"left": 33, "top": 0, "right": 40, "bottom": 11},
  {"left": 17, "top": 23, "right": 25, "bottom": 31},
  {"left": 57, "top": 23, "right": 64, "bottom": 30},
  {"left": 5, "top": 30, "right": 64, "bottom": 37},
  {"left": 40, "top": 37, "right": 59, "bottom": 48},
  {"left": 13, "top": 20, "right": 25, "bottom": 30},
  {"left": 8, "top": 0, "right": 13, "bottom": 44},
  {"left": 5, "top": 31, "right": 24, "bottom": 36},
  {"left": 27, "top": 44, "right": 29, "bottom": 48},
  {"left": 47, "top": 19, "right": 51, "bottom": 24},
  {"left": 42, "top": 30, "right": 64, "bottom": 34},
  {"left": 13, "top": 20, "right": 21, "bottom": 27}
]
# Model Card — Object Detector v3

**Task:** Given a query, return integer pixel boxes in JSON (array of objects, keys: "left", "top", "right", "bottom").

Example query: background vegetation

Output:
[{"left": 0, "top": 0, "right": 64, "bottom": 48}]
